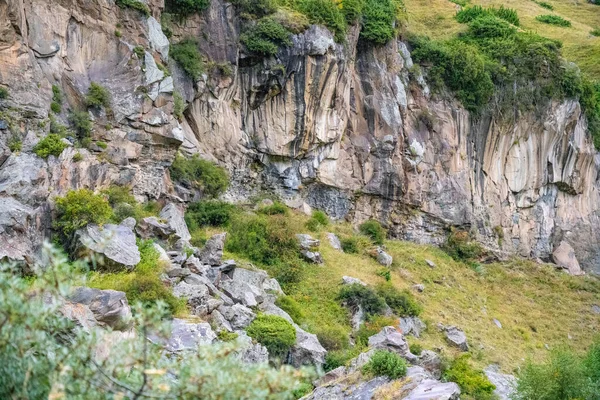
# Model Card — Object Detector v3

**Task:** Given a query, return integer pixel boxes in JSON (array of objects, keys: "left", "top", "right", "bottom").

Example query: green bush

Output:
[
  {"left": 51, "top": 85, "right": 62, "bottom": 113},
  {"left": 340, "top": 236, "right": 363, "bottom": 253},
  {"left": 442, "top": 229, "right": 482, "bottom": 262},
  {"left": 534, "top": 0, "right": 554, "bottom": 10},
  {"left": 165, "top": 0, "right": 210, "bottom": 15},
  {"left": 96, "top": 141, "right": 107, "bottom": 149},
  {"left": 69, "top": 111, "right": 92, "bottom": 139},
  {"left": 33, "top": 134, "right": 68, "bottom": 159},
  {"left": 169, "top": 154, "right": 229, "bottom": 197},
  {"left": 359, "top": 219, "right": 386, "bottom": 244},
  {"left": 50, "top": 102, "right": 61, "bottom": 114},
  {"left": 324, "top": 347, "right": 362, "bottom": 371},
  {"left": 456, "top": 5, "right": 520, "bottom": 26},
  {"left": 376, "top": 283, "right": 422, "bottom": 317},
  {"left": 258, "top": 201, "right": 289, "bottom": 215},
  {"left": 241, "top": 18, "right": 292, "bottom": 56},
  {"left": 443, "top": 355, "right": 496, "bottom": 399},
  {"left": 133, "top": 45, "right": 145, "bottom": 59},
  {"left": 173, "top": 91, "right": 185, "bottom": 119},
  {"left": 305, "top": 210, "right": 329, "bottom": 232},
  {"left": 246, "top": 314, "right": 297, "bottom": 357},
  {"left": 362, "top": 350, "right": 407, "bottom": 379},
  {"left": 0, "top": 87, "right": 8, "bottom": 99},
  {"left": 409, "top": 343, "right": 423, "bottom": 356},
  {"left": 315, "top": 325, "right": 350, "bottom": 351},
  {"left": 115, "top": 0, "right": 150, "bottom": 15},
  {"left": 102, "top": 185, "right": 159, "bottom": 223},
  {"left": 591, "top": 28, "right": 600, "bottom": 37},
  {"left": 226, "top": 214, "right": 299, "bottom": 266},
  {"left": 269, "top": 258, "right": 304, "bottom": 288},
  {"left": 8, "top": 137, "right": 22, "bottom": 152},
  {"left": 185, "top": 200, "right": 236, "bottom": 230},
  {"left": 536, "top": 14, "right": 571, "bottom": 27},
  {"left": 54, "top": 189, "right": 113, "bottom": 236},
  {"left": 217, "top": 330, "right": 239, "bottom": 342},
  {"left": 294, "top": 0, "right": 346, "bottom": 41},
  {"left": 230, "top": 0, "right": 277, "bottom": 18},
  {"left": 360, "top": 0, "right": 397, "bottom": 45},
  {"left": 337, "top": 283, "right": 386, "bottom": 317},
  {"left": 171, "top": 38, "right": 204, "bottom": 80},
  {"left": 341, "top": 0, "right": 364, "bottom": 23},
  {"left": 73, "top": 152, "right": 83, "bottom": 162},
  {"left": 86, "top": 82, "right": 111, "bottom": 109},
  {"left": 275, "top": 295, "right": 305, "bottom": 324}
]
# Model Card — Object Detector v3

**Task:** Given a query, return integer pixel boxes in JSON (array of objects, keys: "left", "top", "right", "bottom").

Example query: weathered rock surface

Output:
[
  {"left": 197, "top": 233, "right": 226, "bottom": 266},
  {"left": 400, "top": 316, "right": 426, "bottom": 338},
  {"left": 443, "top": 326, "right": 469, "bottom": 351},
  {"left": 289, "top": 327, "right": 327, "bottom": 368},
  {"left": 74, "top": 222, "right": 141, "bottom": 269},
  {"left": 484, "top": 365, "right": 516, "bottom": 400},
  {"left": 160, "top": 203, "right": 191, "bottom": 242},
  {"left": 552, "top": 241, "right": 584, "bottom": 275},
  {"left": 160, "top": 319, "right": 217, "bottom": 351},
  {"left": 368, "top": 326, "right": 417, "bottom": 363},
  {"left": 68, "top": 287, "right": 132, "bottom": 330},
  {"left": 376, "top": 247, "right": 393, "bottom": 267}
]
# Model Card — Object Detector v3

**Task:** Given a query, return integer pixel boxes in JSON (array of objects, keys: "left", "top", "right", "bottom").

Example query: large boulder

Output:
[
  {"left": 197, "top": 233, "right": 226, "bottom": 266},
  {"left": 0, "top": 197, "right": 43, "bottom": 263},
  {"left": 163, "top": 319, "right": 216, "bottom": 351},
  {"left": 443, "top": 326, "right": 469, "bottom": 351},
  {"left": 74, "top": 222, "right": 140, "bottom": 269},
  {"left": 326, "top": 232, "right": 342, "bottom": 251},
  {"left": 68, "top": 287, "right": 132, "bottom": 330},
  {"left": 484, "top": 365, "right": 516, "bottom": 400},
  {"left": 552, "top": 241, "right": 584, "bottom": 276},
  {"left": 236, "top": 331, "right": 269, "bottom": 364},
  {"left": 288, "top": 327, "right": 327, "bottom": 368},
  {"left": 218, "top": 303, "right": 256, "bottom": 330},
  {"left": 159, "top": 202, "right": 191, "bottom": 242},
  {"left": 368, "top": 326, "right": 417, "bottom": 362},
  {"left": 403, "top": 379, "right": 461, "bottom": 400},
  {"left": 296, "top": 234, "right": 320, "bottom": 250},
  {"left": 136, "top": 216, "right": 175, "bottom": 239},
  {"left": 172, "top": 281, "right": 210, "bottom": 315}
]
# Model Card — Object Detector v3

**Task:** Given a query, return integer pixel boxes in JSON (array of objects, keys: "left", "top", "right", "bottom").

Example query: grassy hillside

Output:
[
  {"left": 210, "top": 208, "right": 600, "bottom": 374},
  {"left": 403, "top": 0, "right": 600, "bottom": 79}
]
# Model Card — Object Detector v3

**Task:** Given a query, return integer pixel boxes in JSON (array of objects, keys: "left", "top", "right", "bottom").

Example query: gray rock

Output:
[
  {"left": 263, "top": 277, "right": 284, "bottom": 295},
  {"left": 210, "top": 310, "right": 233, "bottom": 332},
  {"left": 197, "top": 233, "right": 226, "bottom": 265},
  {"left": 136, "top": 216, "right": 175, "bottom": 239},
  {"left": 167, "top": 267, "right": 191, "bottom": 278},
  {"left": 160, "top": 203, "right": 191, "bottom": 242},
  {"left": 351, "top": 304, "right": 365, "bottom": 331},
  {"left": 493, "top": 318, "right": 503, "bottom": 329},
  {"left": 301, "top": 250, "right": 324, "bottom": 264},
  {"left": 327, "top": 232, "right": 342, "bottom": 250},
  {"left": 147, "top": 16, "right": 170, "bottom": 62},
  {"left": 260, "top": 302, "right": 294, "bottom": 324},
  {"left": 400, "top": 316, "right": 426, "bottom": 338},
  {"left": 0, "top": 197, "right": 42, "bottom": 262},
  {"left": 162, "top": 319, "right": 216, "bottom": 351},
  {"left": 418, "top": 350, "right": 442, "bottom": 379},
  {"left": 376, "top": 247, "right": 393, "bottom": 267},
  {"left": 144, "top": 51, "right": 164, "bottom": 85},
  {"left": 172, "top": 281, "right": 210, "bottom": 315},
  {"left": 75, "top": 223, "right": 141, "bottom": 269},
  {"left": 592, "top": 305, "right": 600, "bottom": 314},
  {"left": 296, "top": 233, "right": 320, "bottom": 250},
  {"left": 403, "top": 380, "right": 461, "bottom": 400},
  {"left": 368, "top": 326, "right": 417, "bottom": 363},
  {"left": 68, "top": 287, "right": 132, "bottom": 330},
  {"left": 220, "top": 279, "right": 259, "bottom": 307},
  {"left": 413, "top": 284, "right": 425, "bottom": 292},
  {"left": 207, "top": 298, "right": 223, "bottom": 313},
  {"left": 485, "top": 365, "right": 516, "bottom": 400},
  {"left": 236, "top": 331, "right": 269, "bottom": 364},
  {"left": 218, "top": 304, "right": 256, "bottom": 330},
  {"left": 184, "top": 255, "right": 209, "bottom": 275},
  {"left": 289, "top": 327, "right": 327, "bottom": 368},
  {"left": 425, "top": 259, "right": 436, "bottom": 268},
  {"left": 552, "top": 241, "right": 584, "bottom": 276},
  {"left": 443, "top": 326, "right": 469, "bottom": 351},
  {"left": 302, "top": 25, "right": 335, "bottom": 56},
  {"left": 342, "top": 276, "right": 367, "bottom": 286},
  {"left": 60, "top": 301, "right": 98, "bottom": 332}
]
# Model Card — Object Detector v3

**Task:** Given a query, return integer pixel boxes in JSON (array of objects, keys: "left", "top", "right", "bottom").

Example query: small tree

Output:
[{"left": 85, "top": 82, "right": 111, "bottom": 109}]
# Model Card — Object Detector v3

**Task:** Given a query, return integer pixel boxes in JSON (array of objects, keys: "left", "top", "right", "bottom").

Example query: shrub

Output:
[
  {"left": 50, "top": 102, "right": 61, "bottom": 114},
  {"left": 338, "top": 283, "right": 386, "bottom": 317},
  {"left": 341, "top": 236, "right": 363, "bottom": 253},
  {"left": 409, "top": 343, "right": 423, "bottom": 356},
  {"left": 115, "top": 0, "right": 150, "bottom": 16},
  {"left": 165, "top": 0, "right": 210, "bottom": 15},
  {"left": 217, "top": 330, "right": 239, "bottom": 342},
  {"left": 359, "top": 219, "right": 386, "bottom": 244},
  {"left": 33, "top": 134, "right": 68, "bottom": 159},
  {"left": 324, "top": 347, "right": 362, "bottom": 371},
  {"left": 275, "top": 295, "right": 305, "bottom": 324},
  {"left": 376, "top": 268, "right": 391, "bottom": 281},
  {"left": 269, "top": 258, "right": 304, "bottom": 288},
  {"left": 73, "top": 152, "right": 83, "bottom": 162},
  {"left": 226, "top": 214, "right": 299, "bottom": 266},
  {"left": 258, "top": 201, "right": 288, "bottom": 215},
  {"left": 169, "top": 154, "right": 229, "bottom": 197},
  {"left": 442, "top": 229, "right": 482, "bottom": 262},
  {"left": 592, "top": 28, "right": 600, "bottom": 37},
  {"left": 8, "top": 137, "right": 22, "bottom": 152},
  {"left": 96, "top": 141, "right": 107, "bottom": 149},
  {"left": 456, "top": 5, "right": 520, "bottom": 26},
  {"left": 185, "top": 200, "right": 235, "bottom": 230},
  {"left": 246, "top": 314, "right": 297, "bottom": 357},
  {"left": 315, "top": 325, "right": 349, "bottom": 351},
  {"left": 173, "top": 91, "right": 185, "bottom": 120},
  {"left": 115, "top": 29, "right": 122, "bottom": 37},
  {"left": 536, "top": 14, "right": 571, "bottom": 27},
  {"left": 171, "top": 39, "right": 204, "bottom": 80},
  {"left": 86, "top": 82, "right": 111, "bottom": 109},
  {"left": 534, "top": 0, "right": 554, "bottom": 10},
  {"left": 241, "top": 18, "right": 292, "bottom": 56},
  {"left": 103, "top": 185, "right": 136, "bottom": 207},
  {"left": 376, "top": 283, "right": 422, "bottom": 317},
  {"left": 69, "top": 111, "right": 92, "bottom": 139},
  {"left": 360, "top": 0, "right": 397, "bottom": 45},
  {"left": 443, "top": 355, "right": 496, "bottom": 399},
  {"left": 0, "top": 87, "right": 8, "bottom": 99},
  {"left": 362, "top": 350, "right": 407, "bottom": 379},
  {"left": 133, "top": 45, "right": 145, "bottom": 59},
  {"left": 229, "top": 0, "right": 277, "bottom": 18},
  {"left": 306, "top": 210, "right": 329, "bottom": 231},
  {"left": 54, "top": 189, "right": 113, "bottom": 236},
  {"left": 341, "top": 0, "right": 364, "bottom": 23},
  {"left": 294, "top": 0, "right": 346, "bottom": 41},
  {"left": 355, "top": 315, "right": 399, "bottom": 346}
]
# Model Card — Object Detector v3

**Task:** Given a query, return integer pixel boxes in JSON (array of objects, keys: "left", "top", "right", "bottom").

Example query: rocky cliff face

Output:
[{"left": 1, "top": 0, "right": 599, "bottom": 272}]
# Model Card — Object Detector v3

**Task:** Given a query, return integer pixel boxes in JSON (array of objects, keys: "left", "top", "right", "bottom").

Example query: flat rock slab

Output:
[
  {"left": 75, "top": 223, "right": 140, "bottom": 269},
  {"left": 68, "top": 287, "right": 132, "bottom": 330}
]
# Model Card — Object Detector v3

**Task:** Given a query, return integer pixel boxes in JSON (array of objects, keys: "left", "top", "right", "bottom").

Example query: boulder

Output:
[
  {"left": 136, "top": 216, "right": 175, "bottom": 239},
  {"left": 74, "top": 222, "right": 140, "bottom": 269},
  {"left": 211, "top": 310, "right": 233, "bottom": 332},
  {"left": 59, "top": 301, "right": 98, "bottom": 331},
  {"left": 418, "top": 350, "right": 442, "bottom": 379},
  {"left": 425, "top": 259, "right": 436, "bottom": 268},
  {"left": 368, "top": 326, "right": 417, "bottom": 363},
  {"left": 197, "top": 233, "right": 226, "bottom": 266},
  {"left": 592, "top": 305, "right": 600, "bottom": 315},
  {"left": 376, "top": 247, "right": 393, "bottom": 267},
  {"left": 403, "top": 380, "right": 461, "bottom": 400},
  {"left": 484, "top": 365, "right": 516, "bottom": 400},
  {"left": 342, "top": 276, "right": 367, "bottom": 286},
  {"left": 263, "top": 277, "right": 284, "bottom": 295},
  {"left": 296, "top": 234, "right": 320, "bottom": 250},
  {"left": 167, "top": 267, "right": 191, "bottom": 278},
  {"left": 220, "top": 279, "right": 260, "bottom": 307},
  {"left": 400, "top": 316, "right": 426, "bottom": 338},
  {"left": 326, "top": 232, "right": 342, "bottom": 251},
  {"left": 172, "top": 281, "right": 210, "bottom": 315},
  {"left": 413, "top": 284, "right": 425, "bottom": 292},
  {"left": 288, "top": 327, "right": 327, "bottom": 368},
  {"left": 552, "top": 241, "right": 584, "bottom": 276},
  {"left": 184, "top": 256, "right": 210, "bottom": 275},
  {"left": 443, "top": 326, "right": 469, "bottom": 351},
  {"left": 236, "top": 331, "right": 269, "bottom": 364},
  {"left": 161, "top": 319, "right": 216, "bottom": 351},
  {"left": 0, "top": 197, "right": 43, "bottom": 263},
  {"left": 159, "top": 203, "right": 191, "bottom": 242},
  {"left": 301, "top": 250, "right": 324, "bottom": 264},
  {"left": 218, "top": 304, "right": 256, "bottom": 330},
  {"left": 153, "top": 242, "right": 172, "bottom": 269},
  {"left": 68, "top": 287, "right": 132, "bottom": 330},
  {"left": 260, "top": 302, "right": 295, "bottom": 324}
]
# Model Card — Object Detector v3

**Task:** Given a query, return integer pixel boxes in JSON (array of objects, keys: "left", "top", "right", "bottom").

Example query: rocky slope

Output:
[{"left": 0, "top": 0, "right": 598, "bottom": 274}]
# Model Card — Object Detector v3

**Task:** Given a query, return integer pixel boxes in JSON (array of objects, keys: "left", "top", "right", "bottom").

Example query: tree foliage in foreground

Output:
[{"left": 0, "top": 243, "right": 306, "bottom": 399}]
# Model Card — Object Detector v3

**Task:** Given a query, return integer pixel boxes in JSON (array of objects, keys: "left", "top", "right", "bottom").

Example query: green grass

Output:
[{"left": 536, "top": 14, "right": 572, "bottom": 27}]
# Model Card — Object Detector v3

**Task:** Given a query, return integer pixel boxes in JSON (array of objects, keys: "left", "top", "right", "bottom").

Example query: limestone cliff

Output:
[{"left": 1, "top": 0, "right": 599, "bottom": 272}]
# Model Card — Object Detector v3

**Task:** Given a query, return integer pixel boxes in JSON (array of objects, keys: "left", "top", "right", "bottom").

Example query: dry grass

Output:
[{"left": 403, "top": 0, "right": 600, "bottom": 79}]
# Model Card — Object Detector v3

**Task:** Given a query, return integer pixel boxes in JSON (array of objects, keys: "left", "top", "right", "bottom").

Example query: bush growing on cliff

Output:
[
  {"left": 376, "top": 283, "right": 422, "bottom": 317},
  {"left": 0, "top": 87, "right": 8, "bottom": 99},
  {"left": 246, "top": 314, "right": 297, "bottom": 357},
  {"left": 185, "top": 200, "right": 236, "bottom": 229},
  {"left": 443, "top": 355, "right": 496, "bottom": 399},
  {"left": 362, "top": 350, "right": 407, "bottom": 379},
  {"left": 54, "top": 189, "right": 113, "bottom": 236},
  {"left": 170, "top": 38, "right": 204, "bottom": 80},
  {"left": 85, "top": 82, "right": 111, "bottom": 109},
  {"left": 241, "top": 18, "right": 292, "bottom": 56},
  {"left": 169, "top": 154, "right": 229, "bottom": 197},
  {"left": 115, "top": 0, "right": 150, "bottom": 16},
  {"left": 230, "top": 0, "right": 277, "bottom": 18},
  {"left": 360, "top": 0, "right": 399, "bottom": 44},
  {"left": 456, "top": 5, "right": 520, "bottom": 26},
  {"left": 165, "top": 0, "right": 210, "bottom": 15},
  {"left": 294, "top": 0, "right": 346, "bottom": 41},
  {"left": 102, "top": 185, "right": 158, "bottom": 223},
  {"left": 69, "top": 111, "right": 93, "bottom": 139},
  {"left": 359, "top": 219, "right": 386, "bottom": 244},
  {"left": 338, "top": 283, "right": 386, "bottom": 317},
  {"left": 442, "top": 229, "right": 482, "bottom": 263},
  {"left": 33, "top": 134, "right": 68, "bottom": 159}
]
